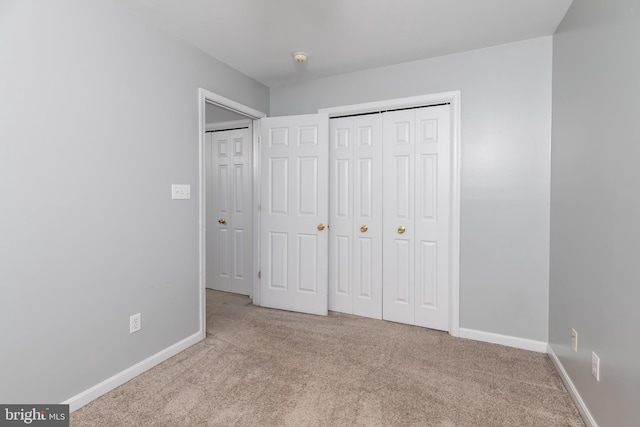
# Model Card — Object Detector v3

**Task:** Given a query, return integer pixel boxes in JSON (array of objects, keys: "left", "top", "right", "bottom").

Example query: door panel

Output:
[
  {"left": 329, "top": 115, "right": 383, "bottom": 319},
  {"left": 268, "top": 231, "right": 288, "bottom": 289},
  {"left": 329, "top": 118, "right": 353, "bottom": 314},
  {"left": 260, "top": 114, "right": 328, "bottom": 315},
  {"left": 206, "top": 126, "right": 252, "bottom": 296},
  {"left": 383, "top": 110, "right": 416, "bottom": 324},
  {"left": 383, "top": 105, "right": 451, "bottom": 330},
  {"left": 352, "top": 115, "right": 383, "bottom": 319},
  {"left": 414, "top": 105, "right": 450, "bottom": 330}
]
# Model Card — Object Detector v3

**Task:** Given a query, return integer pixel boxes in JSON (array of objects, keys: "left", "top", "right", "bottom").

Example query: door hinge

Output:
[
  {"left": 258, "top": 136, "right": 262, "bottom": 144},
  {"left": 258, "top": 271, "right": 261, "bottom": 279},
  {"left": 258, "top": 203, "right": 261, "bottom": 212}
]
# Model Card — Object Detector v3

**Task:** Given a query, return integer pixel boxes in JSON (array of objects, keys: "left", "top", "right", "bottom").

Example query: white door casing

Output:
[
  {"left": 259, "top": 114, "right": 329, "bottom": 315},
  {"left": 206, "top": 126, "right": 252, "bottom": 296},
  {"left": 382, "top": 105, "right": 451, "bottom": 331},
  {"left": 329, "top": 114, "right": 383, "bottom": 319}
]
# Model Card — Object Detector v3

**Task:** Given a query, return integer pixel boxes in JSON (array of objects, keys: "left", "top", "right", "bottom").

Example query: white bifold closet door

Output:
[
  {"left": 259, "top": 114, "right": 329, "bottom": 316},
  {"left": 382, "top": 105, "right": 451, "bottom": 331},
  {"left": 329, "top": 114, "right": 383, "bottom": 319},
  {"left": 206, "top": 126, "right": 252, "bottom": 296}
]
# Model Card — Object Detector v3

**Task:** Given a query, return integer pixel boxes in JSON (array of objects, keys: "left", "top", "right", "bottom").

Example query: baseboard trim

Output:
[
  {"left": 63, "top": 331, "right": 202, "bottom": 412},
  {"left": 458, "top": 328, "right": 547, "bottom": 352},
  {"left": 547, "top": 344, "right": 598, "bottom": 427}
]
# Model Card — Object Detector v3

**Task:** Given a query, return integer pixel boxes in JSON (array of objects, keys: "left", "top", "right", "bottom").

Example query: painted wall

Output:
[
  {"left": 0, "top": 0, "right": 268, "bottom": 404},
  {"left": 271, "top": 37, "right": 553, "bottom": 342},
  {"left": 549, "top": 1, "right": 640, "bottom": 425},
  {"left": 205, "top": 102, "right": 249, "bottom": 124}
]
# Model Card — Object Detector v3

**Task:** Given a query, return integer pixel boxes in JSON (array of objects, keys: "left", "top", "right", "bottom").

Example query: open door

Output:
[{"left": 259, "top": 114, "right": 329, "bottom": 315}]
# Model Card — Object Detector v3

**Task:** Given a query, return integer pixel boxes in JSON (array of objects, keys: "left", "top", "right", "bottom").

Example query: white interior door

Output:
[
  {"left": 260, "top": 114, "right": 329, "bottom": 315},
  {"left": 382, "top": 105, "right": 451, "bottom": 331},
  {"left": 329, "top": 114, "right": 383, "bottom": 319},
  {"left": 206, "top": 126, "right": 252, "bottom": 296}
]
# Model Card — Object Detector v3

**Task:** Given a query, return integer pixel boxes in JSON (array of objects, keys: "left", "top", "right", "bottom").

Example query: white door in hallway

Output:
[
  {"left": 260, "top": 114, "right": 329, "bottom": 315},
  {"left": 206, "top": 126, "right": 252, "bottom": 295},
  {"left": 329, "top": 114, "right": 383, "bottom": 319},
  {"left": 382, "top": 105, "right": 451, "bottom": 331}
]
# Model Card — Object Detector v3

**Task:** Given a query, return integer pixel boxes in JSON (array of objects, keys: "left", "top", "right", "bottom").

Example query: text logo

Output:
[{"left": 0, "top": 405, "right": 68, "bottom": 426}]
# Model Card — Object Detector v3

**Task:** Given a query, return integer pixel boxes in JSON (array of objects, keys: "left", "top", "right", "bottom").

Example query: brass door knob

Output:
[
  {"left": 218, "top": 219, "right": 226, "bottom": 225},
  {"left": 317, "top": 223, "right": 326, "bottom": 231},
  {"left": 397, "top": 225, "right": 406, "bottom": 234},
  {"left": 360, "top": 225, "right": 368, "bottom": 233}
]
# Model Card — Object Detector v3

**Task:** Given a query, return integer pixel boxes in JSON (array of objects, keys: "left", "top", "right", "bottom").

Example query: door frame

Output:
[
  {"left": 198, "top": 89, "right": 266, "bottom": 339},
  {"left": 319, "top": 91, "right": 461, "bottom": 337}
]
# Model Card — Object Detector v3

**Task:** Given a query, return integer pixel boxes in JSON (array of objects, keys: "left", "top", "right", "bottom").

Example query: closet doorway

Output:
[{"left": 321, "top": 93, "right": 461, "bottom": 334}]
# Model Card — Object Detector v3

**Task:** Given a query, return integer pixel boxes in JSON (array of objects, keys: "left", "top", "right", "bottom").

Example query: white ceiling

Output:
[{"left": 119, "top": 0, "right": 573, "bottom": 88}]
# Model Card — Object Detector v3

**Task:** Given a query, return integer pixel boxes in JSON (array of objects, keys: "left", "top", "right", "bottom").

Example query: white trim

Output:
[
  {"left": 320, "top": 91, "right": 462, "bottom": 337},
  {"left": 458, "top": 328, "right": 548, "bottom": 353},
  {"left": 252, "top": 119, "right": 261, "bottom": 305},
  {"left": 198, "top": 90, "right": 208, "bottom": 342},
  {"left": 449, "top": 92, "right": 461, "bottom": 337},
  {"left": 64, "top": 332, "right": 201, "bottom": 412},
  {"left": 205, "top": 119, "right": 252, "bottom": 132},
  {"left": 547, "top": 344, "right": 599, "bottom": 427},
  {"left": 198, "top": 89, "right": 266, "bottom": 333}
]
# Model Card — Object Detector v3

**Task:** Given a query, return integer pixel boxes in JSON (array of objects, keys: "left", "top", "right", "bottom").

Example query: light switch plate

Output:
[{"left": 171, "top": 184, "right": 191, "bottom": 200}]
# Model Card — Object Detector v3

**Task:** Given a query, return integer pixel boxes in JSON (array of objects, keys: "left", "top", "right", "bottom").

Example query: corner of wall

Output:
[{"left": 547, "top": 344, "right": 598, "bottom": 427}]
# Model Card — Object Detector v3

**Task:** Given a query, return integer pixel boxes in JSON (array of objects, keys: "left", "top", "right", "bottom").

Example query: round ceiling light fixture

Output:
[{"left": 293, "top": 52, "right": 308, "bottom": 64}]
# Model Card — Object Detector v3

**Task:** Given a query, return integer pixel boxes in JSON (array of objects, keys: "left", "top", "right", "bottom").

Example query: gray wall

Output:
[
  {"left": 205, "top": 102, "right": 250, "bottom": 124},
  {"left": 271, "top": 37, "right": 553, "bottom": 342},
  {"left": 550, "top": 1, "right": 640, "bottom": 425},
  {"left": 0, "top": 0, "right": 268, "bottom": 403}
]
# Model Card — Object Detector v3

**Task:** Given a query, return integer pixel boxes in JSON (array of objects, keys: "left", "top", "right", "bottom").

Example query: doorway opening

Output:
[{"left": 198, "top": 89, "right": 266, "bottom": 337}]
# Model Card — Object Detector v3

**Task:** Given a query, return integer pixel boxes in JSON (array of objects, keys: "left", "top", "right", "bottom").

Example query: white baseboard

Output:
[
  {"left": 547, "top": 344, "right": 598, "bottom": 427},
  {"left": 458, "top": 328, "right": 548, "bottom": 352},
  {"left": 63, "top": 331, "right": 203, "bottom": 412}
]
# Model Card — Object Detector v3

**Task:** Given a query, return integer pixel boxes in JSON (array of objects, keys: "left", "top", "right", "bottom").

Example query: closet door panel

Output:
[
  {"left": 414, "top": 105, "right": 451, "bottom": 330},
  {"left": 382, "top": 110, "right": 416, "bottom": 325},
  {"left": 329, "top": 118, "right": 353, "bottom": 314},
  {"left": 352, "top": 115, "right": 383, "bottom": 319}
]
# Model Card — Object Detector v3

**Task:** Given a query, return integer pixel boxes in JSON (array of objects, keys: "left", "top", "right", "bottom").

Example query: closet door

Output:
[
  {"left": 328, "top": 118, "right": 353, "bottom": 314},
  {"left": 382, "top": 105, "right": 451, "bottom": 331},
  {"left": 329, "top": 115, "right": 383, "bottom": 319},
  {"left": 382, "top": 110, "right": 416, "bottom": 324},
  {"left": 414, "top": 106, "right": 450, "bottom": 330},
  {"left": 206, "top": 127, "right": 252, "bottom": 296}
]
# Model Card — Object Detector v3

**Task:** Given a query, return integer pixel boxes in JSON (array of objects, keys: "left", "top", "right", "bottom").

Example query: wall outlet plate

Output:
[
  {"left": 130, "top": 313, "right": 141, "bottom": 333},
  {"left": 171, "top": 184, "right": 191, "bottom": 200},
  {"left": 571, "top": 328, "right": 578, "bottom": 352}
]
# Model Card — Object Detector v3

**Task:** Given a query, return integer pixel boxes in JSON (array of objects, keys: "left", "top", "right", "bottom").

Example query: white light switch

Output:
[{"left": 171, "top": 184, "right": 191, "bottom": 200}]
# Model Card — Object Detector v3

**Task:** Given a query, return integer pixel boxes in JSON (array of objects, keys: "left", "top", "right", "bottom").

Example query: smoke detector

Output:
[{"left": 293, "top": 52, "right": 308, "bottom": 64}]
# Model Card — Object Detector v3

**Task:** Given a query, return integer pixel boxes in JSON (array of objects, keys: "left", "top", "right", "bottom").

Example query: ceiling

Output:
[{"left": 119, "top": 0, "right": 573, "bottom": 88}]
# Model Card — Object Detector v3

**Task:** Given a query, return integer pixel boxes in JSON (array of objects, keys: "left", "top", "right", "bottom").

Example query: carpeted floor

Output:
[{"left": 71, "top": 290, "right": 584, "bottom": 426}]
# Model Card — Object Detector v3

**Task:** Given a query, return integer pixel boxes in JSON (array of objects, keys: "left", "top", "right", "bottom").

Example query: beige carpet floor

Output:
[{"left": 71, "top": 290, "right": 584, "bottom": 426}]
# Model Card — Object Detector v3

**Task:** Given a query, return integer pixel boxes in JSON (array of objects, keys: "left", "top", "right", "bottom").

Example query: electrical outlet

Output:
[
  {"left": 130, "top": 313, "right": 141, "bottom": 334},
  {"left": 571, "top": 328, "right": 578, "bottom": 352},
  {"left": 592, "top": 352, "right": 600, "bottom": 381}
]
